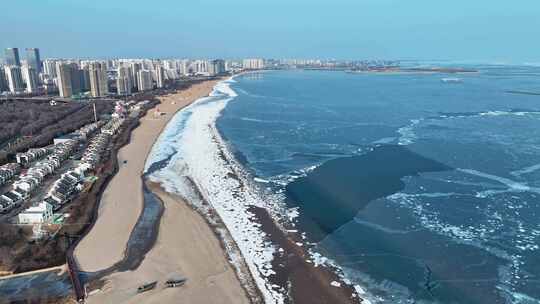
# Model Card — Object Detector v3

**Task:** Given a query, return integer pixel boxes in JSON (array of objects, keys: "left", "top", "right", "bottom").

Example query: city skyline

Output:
[
  {"left": 2, "top": 0, "right": 540, "bottom": 63},
  {"left": 0, "top": 45, "right": 264, "bottom": 96}
]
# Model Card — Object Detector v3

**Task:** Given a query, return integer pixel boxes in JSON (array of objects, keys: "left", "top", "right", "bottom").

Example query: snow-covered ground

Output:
[
  {"left": 144, "top": 76, "right": 374, "bottom": 304},
  {"left": 145, "top": 78, "right": 286, "bottom": 303}
]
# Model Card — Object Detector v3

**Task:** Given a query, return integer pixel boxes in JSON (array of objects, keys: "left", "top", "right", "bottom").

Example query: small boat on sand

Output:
[
  {"left": 137, "top": 281, "right": 158, "bottom": 293},
  {"left": 165, "top": 278, "right": 187, "bottom": 288}
]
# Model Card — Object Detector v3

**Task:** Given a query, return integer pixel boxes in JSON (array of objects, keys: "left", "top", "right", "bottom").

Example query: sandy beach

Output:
[
  {"left": 74, "top": 79, "right": 249, "bottom": 303},
  {"left": 85, "top": 183, "right": 250, "bottom": 304},
  {"left": 75, "top": 80, "right": 219, "bottom": 271}
]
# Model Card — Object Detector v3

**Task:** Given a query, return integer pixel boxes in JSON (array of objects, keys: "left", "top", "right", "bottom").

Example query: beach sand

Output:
[
  {"left": 74, "top": 80, "right": 249, "bottom": 303},
  {"left": 85, "top": 183, "right": 250, "bottom": 304},
  {"left": 72, "top": 77, "right": 359, "bottom": 304},
  {"left": 75, "top": 80, "right": 219, "bottom": 272}
]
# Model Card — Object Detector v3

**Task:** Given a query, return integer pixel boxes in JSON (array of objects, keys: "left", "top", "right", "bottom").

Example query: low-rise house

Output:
[
  {"left": 4, "top": 191, "right": 22, "bottom": 203},
  {"left": 29, "top": 168, "right": 45, "bottom": 181},
  {"left": 0, "top": 190, "right": 26, "bottom": 212},
  {"left": 54, "top": 121, "right": 104, "bottom": 145},
  {"left": 45, "top": 168, "right": 86, "bottom": 210},
  {"left": 12, "top": 189, "right": 27, "bottom": 200},
  {"left": 18, "top": 201, "right": 53, "bottom": 224},
  {"left": 49, "top": 191, "right": 67, "bottom": 207},
  {"left": 13, "top": 140, "right": 78, "bottom": 197},
  {"left": 53, "top": 134, "right": 81, "bottom": 145},
  {"left": 44, "top": 196, "right": 61, "bottom": 209},
  {"left": 0, "top": 196, "right": 14, "bottom": 213},
  {"left": 81, "top": 132, "right": 113, "bottom": 168},
  {"left": 16, "top": 147, "right": 51, "bottom": 166},
  {"left": 101, "top": 118, "right": 124, "bottom": 135},
  {"left": 13, "top": 179, "right": 37, "bottom": 193},
  {"left": 0, "top": 163, "right": 21, "bottom": 186},
  {"left": 67, "top": 171, "right": 81, "bottom": 183},
  {"left": 40, "top": 164, "right": 54, "bottom": 175}
]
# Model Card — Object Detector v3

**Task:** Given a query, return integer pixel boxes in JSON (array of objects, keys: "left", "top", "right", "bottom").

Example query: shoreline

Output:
[
  {"left": 208, "top": 117, "right": 364, "bottom": 304},
  {"left": 147, "top": 180, "right": 262, "bottom": 302},
  {"left": 145, "top": 75, "right": 365, "bottom": 303},
  {"left": 145, "top": 80, "right": 286, "bottom": 302},
  {"left": 74, "top": 80, "right": 221, "bottom": 272},
  {"left": 75, "top": 79, "right": 253, "bottom": 304},
  {"left": 78, "top": 74, "right": 367, "bottom": 303}
]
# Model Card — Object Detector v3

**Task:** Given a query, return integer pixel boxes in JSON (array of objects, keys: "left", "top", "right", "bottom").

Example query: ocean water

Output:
[{"left": 213, "top": 68, "right": 540, "bottom": 304}]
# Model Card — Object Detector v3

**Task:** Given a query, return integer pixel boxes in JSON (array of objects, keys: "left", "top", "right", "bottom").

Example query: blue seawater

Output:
[{"left": 216, "top": 67, "right": 540, "bottom": 304}]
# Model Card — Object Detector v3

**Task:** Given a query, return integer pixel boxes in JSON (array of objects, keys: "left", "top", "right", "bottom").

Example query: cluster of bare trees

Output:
[
  {"left": 0, "top": 101, "right": 82, "bottom": 144},
  {"left": 0, "top": 100, "right": 114, "bottom": 164}
]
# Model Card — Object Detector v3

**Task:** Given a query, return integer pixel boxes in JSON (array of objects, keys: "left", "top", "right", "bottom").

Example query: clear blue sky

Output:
[{"left": 2, "top": 0, "right": 540, "bottom": 62}]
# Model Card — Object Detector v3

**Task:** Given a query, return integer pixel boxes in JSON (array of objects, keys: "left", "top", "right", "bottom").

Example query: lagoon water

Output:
[{"left": 217, "top": 67, "right": 540, "bottom": 304}]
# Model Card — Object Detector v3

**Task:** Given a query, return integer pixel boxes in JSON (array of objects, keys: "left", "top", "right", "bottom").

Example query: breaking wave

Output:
[{"left": 396, "top": 110, "right": 540, "bottom": 146}]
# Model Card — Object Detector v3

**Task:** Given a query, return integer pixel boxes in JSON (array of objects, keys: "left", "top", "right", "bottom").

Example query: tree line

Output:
[{"left": 0, "top": 100, "right": 114, "bottom": 164}]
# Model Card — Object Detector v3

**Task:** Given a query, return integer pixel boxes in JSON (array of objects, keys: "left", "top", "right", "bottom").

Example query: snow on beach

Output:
[
  {"left": 145, "top": 77, "right": 286, "bottom": 303},
  {"left": 145, "top": 76, "right": 373, "bottom": 303}
]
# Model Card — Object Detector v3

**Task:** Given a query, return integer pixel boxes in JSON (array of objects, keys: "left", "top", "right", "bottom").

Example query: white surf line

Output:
[
  {"left": 392, "top": 192, "right": 464, "bottom": 198},
  {"left": 511, "top": 163, "right": 540, "bottom": 177},
  {"left": 143, "top": 95, "right": 216, "bottom": 173},
  {"left": 457, "top": 169, "right": 540, "bottom": 196},
  {"left": 426, "top": 176, "right": 506, "bottom": 189},
  {"left": 496, "top": 285, "right": 540, "bottom": 304},
  {"left": 478, "top": 110, "right": 540, "bottom": 117},
  {"left": 396, "top": 109, "right": 540, "bottom": 146},
  {"left": 267, "top": 164, "right": 321, "bottom": 187},
  {"left": 397, "top": 119, "right": 422, "bottom": 145},
  {"left": 147, "top": 77, "right": 287, "bottom": 303},
  {"left": 352, "top": 218, "right": 424, "bottom": 235}
]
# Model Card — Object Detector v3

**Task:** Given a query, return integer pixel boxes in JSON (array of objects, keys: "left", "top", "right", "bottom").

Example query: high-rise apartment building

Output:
[
  {"left": 5, "top": 65, "right": 24, "bottom": 94},
  {"left": 89, "top": 62, "right": 108, "bottom": 97},
  {"left": 99, "top": 64, "right": 109, "bottom": 95},
  {"left": 155, "top": 65, "right": 165, "bottom": 88},
  {"left": 130, "top": 62, "right": 141, "bottom": 91},
  {"left": 117, "top": 66, "right": 132, "bottom": 95},
  {"left": 242, "top": 58, "right": 265, "bottom": 70},
  {"left": 42, "top": 77, "right": 56, "bottom": 94},
  {"left": 163, "top": 60, "right": 176, "bottom": 71},
  {"left": 137, "top": 70, "right": 153, "bottom": 91},
  {"left": 209, "top": 59, "right": 226, "bottom": 76},
  {"left": 25, "top": 48, "right": 41, "bottom": 73},
  {"left": 56, "top": 62, "right": 74, "bottom": 97},
  {"left": 80, "top": 66, "right": 91, "bottom": 91},
  {"left": 43, "top": 59, "right": 58, "bottom": 77},
  {"left": 179, "top": 59, "right": 189, "bottom": 75},
  {"left": 197, "top": 60, "right": 208, "bottom": 73},
  {"left": 0, "top": 66, "right": 8, "bottom": 92},
  {"left": 22, "top": 65, "right": 39, "bottom": 93},
  {"left": 106, "top": 60, "right": 114, "bottom": 70},
  {"left": 70, "top": 65, "right": 83, "bottom": 95},
  {"left": 4, "top": 48, "right": 21, "bottom": 67}
]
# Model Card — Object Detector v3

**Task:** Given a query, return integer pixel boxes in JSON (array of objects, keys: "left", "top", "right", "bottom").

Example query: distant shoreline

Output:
[
  {"left": 506, "top": 90, "right": 540, "bottom": 96},
  {"left": 345, "top": 67, "right": 479, "bottom": 74}
]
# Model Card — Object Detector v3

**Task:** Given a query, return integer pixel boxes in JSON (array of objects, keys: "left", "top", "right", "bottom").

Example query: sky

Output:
[{"left": 1, "top": 0, "right": 540, "bottom": 62}]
